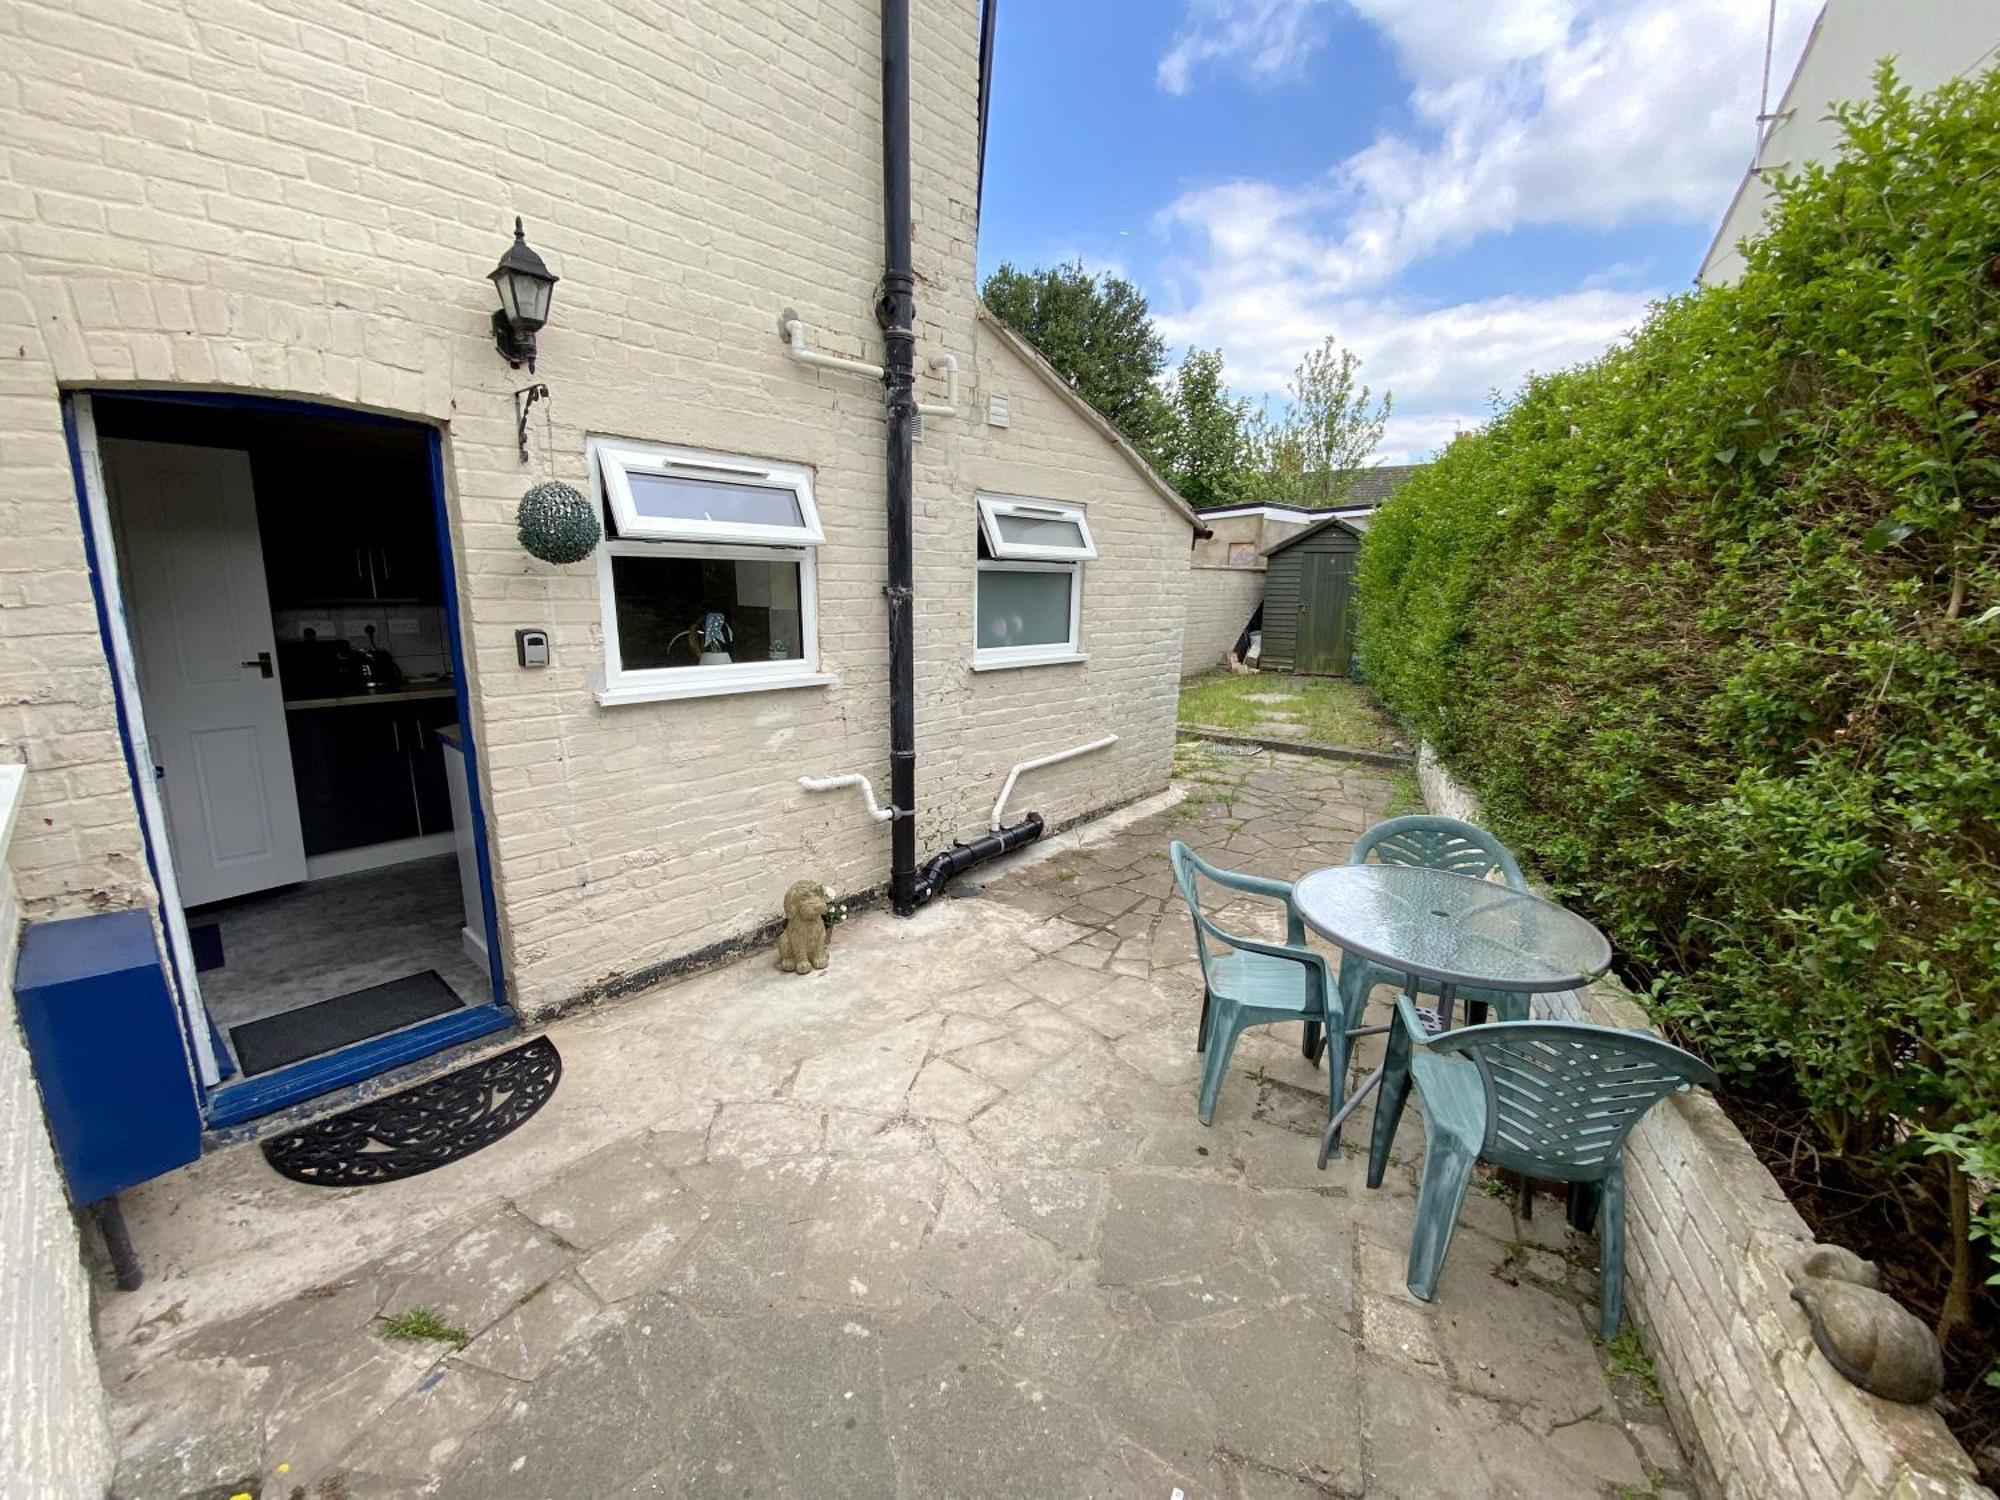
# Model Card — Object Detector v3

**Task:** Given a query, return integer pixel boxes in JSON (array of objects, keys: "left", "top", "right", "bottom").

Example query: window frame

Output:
[
  {"left": 975, "top": 493, "right": 1097, "bottom": 562},
  {"left": 596, "top": 440, "right": 825, "bottom": 547},
  {"left": 972, "top": 557, "right": 1087, "bottom": 671},
  {"left": 588, "top": 438, "right": 833, "bottom": 706}
]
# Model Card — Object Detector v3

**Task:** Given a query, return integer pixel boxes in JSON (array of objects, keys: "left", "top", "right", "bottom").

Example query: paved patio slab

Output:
[{"left": 102, "top": 749, "right": 1690, "bottom": 1499}]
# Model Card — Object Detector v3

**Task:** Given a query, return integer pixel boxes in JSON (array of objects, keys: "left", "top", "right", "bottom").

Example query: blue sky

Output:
[{"left": 978, "top": 0, "right": 1818, "bottom": 462}]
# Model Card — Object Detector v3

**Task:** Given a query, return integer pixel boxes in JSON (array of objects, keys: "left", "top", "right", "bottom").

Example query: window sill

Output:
[
  {"left": 970, "top": 652, "right": 1089, "bottom": 673},
  {"left": 594, "top": 671, "right": 837, "bottom": 707}
]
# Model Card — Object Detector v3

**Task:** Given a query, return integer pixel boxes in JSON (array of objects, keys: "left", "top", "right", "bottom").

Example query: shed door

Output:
[{"left": 1295, "top": 553, "right": 1353, "bottom": 676}]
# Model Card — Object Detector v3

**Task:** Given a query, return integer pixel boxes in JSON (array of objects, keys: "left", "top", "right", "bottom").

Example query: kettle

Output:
[{"left": 354, "top": 625, "right": 402, "bottom": 692}]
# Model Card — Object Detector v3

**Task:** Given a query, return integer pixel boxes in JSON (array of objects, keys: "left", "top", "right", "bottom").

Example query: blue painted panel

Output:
[
  {"left": 15, "top": 910, "right": 203, "bottom": 1203},
  {"left": 202, "top": 1002, "right": 516, "bottom": 1129},
  {"left": 426, "top": 428, "right": 509, "bottom": 1010}
]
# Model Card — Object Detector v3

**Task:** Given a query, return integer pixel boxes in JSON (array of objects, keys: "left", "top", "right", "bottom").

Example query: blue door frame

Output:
[{"left": 63, "top": 390, "right": 516, "bottom": 1129}]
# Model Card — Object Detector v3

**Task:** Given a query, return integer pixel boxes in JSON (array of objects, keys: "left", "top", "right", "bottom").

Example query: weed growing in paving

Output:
[
  {"left": 378, "top": 1306, "right": 471, "bottom": 1350},
  {"left": 1383, "top": 767, "right": 1424, "bottom": 817},
  {"left": 1601, "top": 1327, "right": 1662, "bottom": 1404}
]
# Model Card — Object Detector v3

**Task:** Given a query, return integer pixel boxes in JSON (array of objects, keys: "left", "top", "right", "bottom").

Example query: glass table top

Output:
[{"left": 1291, "top": 865, "right": 1612, "bottom": 992}]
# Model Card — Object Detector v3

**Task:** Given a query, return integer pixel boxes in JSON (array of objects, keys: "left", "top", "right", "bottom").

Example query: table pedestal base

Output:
[{"left": 1317, "top": 979, "right": 1455, "bottom": 1170}]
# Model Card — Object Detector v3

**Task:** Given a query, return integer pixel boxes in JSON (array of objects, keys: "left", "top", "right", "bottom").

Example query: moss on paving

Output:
[{"left": 1177, "top": 670, "right": 1398, "bottom": 751}]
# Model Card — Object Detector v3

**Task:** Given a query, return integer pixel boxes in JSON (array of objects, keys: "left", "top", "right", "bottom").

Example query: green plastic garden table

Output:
[{"left": 1291, "top": 864, "right": 1613, "bottom": 1169}]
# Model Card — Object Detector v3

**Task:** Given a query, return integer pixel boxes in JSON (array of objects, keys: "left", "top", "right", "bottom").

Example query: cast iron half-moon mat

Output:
[{"left": 261, "top": 1036, "right": 561, "bottom": 1186}]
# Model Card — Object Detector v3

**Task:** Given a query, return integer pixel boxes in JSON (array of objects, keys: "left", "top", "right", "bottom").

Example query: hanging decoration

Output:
[{"left": 516, "top": 479, "right": 599, "bottom": 565}]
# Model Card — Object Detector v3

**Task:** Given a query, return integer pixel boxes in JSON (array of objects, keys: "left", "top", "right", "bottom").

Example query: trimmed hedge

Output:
[{"left": 1359, "top": 69, "right": 1999, "bottom": 1344}]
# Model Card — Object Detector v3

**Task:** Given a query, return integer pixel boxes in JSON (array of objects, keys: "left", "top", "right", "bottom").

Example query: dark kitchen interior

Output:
[{"left": 93, "top": 398, "right": 491, "bottom": 1076}]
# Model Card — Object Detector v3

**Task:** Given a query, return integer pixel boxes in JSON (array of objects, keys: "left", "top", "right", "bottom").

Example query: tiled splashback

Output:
[{"left": 273, "top": 605, "right": 452, "bottom": 680}]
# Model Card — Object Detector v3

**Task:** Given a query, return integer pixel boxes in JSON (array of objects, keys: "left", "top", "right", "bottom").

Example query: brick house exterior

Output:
[{"left": 0, "top": 3, "right": 1197, "bottom": 1033}]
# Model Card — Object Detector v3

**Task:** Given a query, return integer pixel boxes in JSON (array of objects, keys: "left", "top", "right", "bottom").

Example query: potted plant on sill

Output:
[{"left": 670, "top": 611, "right": 734, "bottom": 665}]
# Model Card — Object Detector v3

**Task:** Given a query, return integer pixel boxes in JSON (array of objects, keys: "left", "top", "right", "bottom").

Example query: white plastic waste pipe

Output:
[
  {"left": 990, "top": 735, "right": 1118, "bottom": 831},
  {"left": 917, "top": 352, "right": 959, "bottom": 419},
  {"left": 780, "top": 315, "right": 883, "bottom": 380},
  {"left": 778, "top": 312, "right": 958, "bottom": 418},
  {"left": 798, "top": 772, "right": 898, "bottom": 823}
]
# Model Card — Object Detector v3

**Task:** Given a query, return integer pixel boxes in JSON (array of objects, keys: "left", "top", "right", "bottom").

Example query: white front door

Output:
[{"left": 102, "top": 438, "right": 308, "bottom": 906}]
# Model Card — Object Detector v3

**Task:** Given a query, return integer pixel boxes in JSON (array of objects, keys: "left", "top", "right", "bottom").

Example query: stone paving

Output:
[{"left": 104, "top": 746, "right": 1692, "bottom": 1499}]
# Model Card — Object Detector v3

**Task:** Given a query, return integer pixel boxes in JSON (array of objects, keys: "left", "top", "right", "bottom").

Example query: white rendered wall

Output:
[
  {"left": 1701, "top": 0, "right": 2000, "bottom": 284},
  {"left": 0, "top": 765, "right": 115, "bottom": 1499}
]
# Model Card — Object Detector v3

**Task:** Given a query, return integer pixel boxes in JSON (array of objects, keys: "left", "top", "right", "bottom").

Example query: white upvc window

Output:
[
  {"left": 976, "top": 493, "right": 1097, "bottom": 562},
  {"left": 973, "top": 494, "right": 1091, "bottom": 670},
  {"left": 589, "top": 438, "right": 833, "bottom": 706}
]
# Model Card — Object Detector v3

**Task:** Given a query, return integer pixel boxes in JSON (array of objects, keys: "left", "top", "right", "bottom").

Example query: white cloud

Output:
[
  {"left": 1158, "top": 284, "right": 1656, "bottom": 463},
  {"left": 1147, "top": 0, "right": 1819, "bottom": 462},
  {"left": 1160, "top": 0, "right": 1818, "bottom": 293},
  {"left": 1158, "top": 0, "right": 1336, "bottom": 95}
]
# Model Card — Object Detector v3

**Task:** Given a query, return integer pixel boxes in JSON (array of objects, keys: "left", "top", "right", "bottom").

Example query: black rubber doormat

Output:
[
  {"left": 230, "top": 970, "right": 464, "bottom": 1077},
  {"left": 262, "top": 1036, "right": 561, "bottom": 1186}
]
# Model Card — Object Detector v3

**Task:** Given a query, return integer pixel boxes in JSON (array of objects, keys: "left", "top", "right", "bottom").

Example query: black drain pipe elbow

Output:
[
  {"left": 880, "top": 0, "right": 920, "bottom": 917},
  {"left": 909, "top": 812, "right": 1046, "bottom": 906}
]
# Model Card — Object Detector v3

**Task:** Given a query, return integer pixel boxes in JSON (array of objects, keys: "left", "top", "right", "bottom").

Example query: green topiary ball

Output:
[{"left": 516, "top": 480, "right": 600, "bottom": 565}]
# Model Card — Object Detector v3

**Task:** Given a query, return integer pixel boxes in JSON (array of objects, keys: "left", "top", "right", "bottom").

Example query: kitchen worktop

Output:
[{"left": 283, "top": 682, "right": 457, "bottom": 711}]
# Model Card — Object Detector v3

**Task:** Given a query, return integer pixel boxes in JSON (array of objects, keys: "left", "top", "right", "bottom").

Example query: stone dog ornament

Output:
[
  {"left": 1788, "top": 1245, "right": 1944, "bottom": 1405},
  {"left": 776, "top": 880, "right": 833, "bottom": 974}
]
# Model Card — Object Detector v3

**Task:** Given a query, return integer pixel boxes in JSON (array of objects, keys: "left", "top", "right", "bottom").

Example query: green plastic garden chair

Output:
[
  {"left": 1168, "top": 841, "right": 1344, "bottom": 1128},
  {"left": 1336, "top": 815, "right": 1532, "bottom": 1035},
  {"left": 1366, "top": 992, "right": 1717, "bottom": 1339}
]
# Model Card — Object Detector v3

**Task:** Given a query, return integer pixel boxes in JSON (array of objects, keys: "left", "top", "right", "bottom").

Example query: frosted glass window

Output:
[
  {"left": 977, "top": 569, "right": 1072, "bottom": 650},
  {"left": 994, "top": 512, "right": 1086, "bottom": 551}
]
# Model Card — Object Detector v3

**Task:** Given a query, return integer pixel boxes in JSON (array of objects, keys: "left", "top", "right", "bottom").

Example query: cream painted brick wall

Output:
[
  {"left": 0, "top": 768, "right": 115, "bottom": 1500},
  {"left": 1181, "top": 568, "right": 1265, "bottom": 676},
  {"left": 0, "top": 0, "right": 1192, "bottom": 1019}
]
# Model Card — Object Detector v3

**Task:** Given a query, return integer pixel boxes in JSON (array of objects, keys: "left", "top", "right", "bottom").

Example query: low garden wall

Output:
[{"left": 1418, "top": 745, "right": 1991, "bottom": 1500}]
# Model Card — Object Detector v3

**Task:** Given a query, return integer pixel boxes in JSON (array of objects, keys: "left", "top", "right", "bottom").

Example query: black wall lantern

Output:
[{"left": 489, "top": 217, "right": 559, "bottom": 371}]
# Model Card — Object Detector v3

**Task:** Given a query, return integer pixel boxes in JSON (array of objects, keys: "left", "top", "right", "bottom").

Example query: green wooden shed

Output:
[{"left": 1260, "top": 514, "right": 1364, "bottom": 676}]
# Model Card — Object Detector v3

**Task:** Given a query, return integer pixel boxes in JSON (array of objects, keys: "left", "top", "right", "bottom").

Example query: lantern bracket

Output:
[{"left": 514, "top": 383, "right": 550, "bottom": 465}]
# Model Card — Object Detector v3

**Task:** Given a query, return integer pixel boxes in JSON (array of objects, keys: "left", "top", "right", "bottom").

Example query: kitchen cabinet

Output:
[
  {"left": 408, "top": 699, "right": 457, "bottom": 835},
  {"left": 258, "top": 459, "right": 442, "bottom": 607},
  {"left": 286, "top": 694, "right": 459, "bottom": 856}
]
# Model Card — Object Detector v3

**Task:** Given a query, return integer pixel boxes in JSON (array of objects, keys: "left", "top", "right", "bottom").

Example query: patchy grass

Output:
[
  {"left": 378, "top": 1306, "right": 471, "bottom": 1350},
  {"left": 1178, "top": 671, "right": 1400, "bottom": 751},
  {"left": 1601, "top": 1327, "right": 1662, "bottom": 1404},
  {"left": 1384, "top": 766, "right": 1426, "bottom": 817}
]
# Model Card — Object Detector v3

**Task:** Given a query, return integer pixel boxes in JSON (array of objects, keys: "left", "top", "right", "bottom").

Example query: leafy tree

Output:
[
  {"left": 981, "top": 260, "right": 1172, "bottom": 457},
  {"left": 1161, "top": 346, "right": 1252, "bottom": 508},
  {"left": 1250, "top": 338, "right": 1392, "bottom": 507}
]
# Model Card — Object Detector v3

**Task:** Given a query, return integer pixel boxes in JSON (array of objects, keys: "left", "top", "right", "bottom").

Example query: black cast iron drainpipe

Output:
[{"left": 878, "top": 0, "right": 1044, "bottom": 914}]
